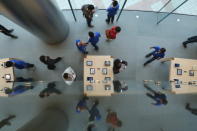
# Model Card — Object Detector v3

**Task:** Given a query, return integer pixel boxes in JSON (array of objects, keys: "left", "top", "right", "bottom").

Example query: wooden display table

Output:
[
  {"left": 160, "top": 57, "right": 197, "bottom": 94},
  {"left": 84, "top": 55, "right": 114, "bottom": 96},
  {"left": 0, "top": 58, "right": 14, "bottom": 96}
]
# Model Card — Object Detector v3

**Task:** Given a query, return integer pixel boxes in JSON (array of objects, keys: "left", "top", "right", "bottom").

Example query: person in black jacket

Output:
[
  {"left": 39, "top": 55, "right": 62, "bottom": 70},
  {"left": 182, "top": 36, "right": 197, "bottom": 48},
  {"left": 0, "top": 24, "right": 18, "bottom": 39},
  {"left": 0, "top": 115, "right": 16, "bottom": 129},
  {"left": 81, "top": 4, "right": 95, "bottom": 27},
  {"left": 113, "top": 59, "right": 128, "bottom": 74}
]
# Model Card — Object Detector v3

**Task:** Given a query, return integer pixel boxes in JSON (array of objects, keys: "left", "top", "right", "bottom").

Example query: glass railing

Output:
[{"left": 54, "top": 0, "right": 197, "bottom": 16}]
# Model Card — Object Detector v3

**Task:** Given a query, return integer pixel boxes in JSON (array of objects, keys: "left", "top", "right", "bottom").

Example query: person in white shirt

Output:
[{"left": 62, "top": 67, "right": 76, "bottom": 85}]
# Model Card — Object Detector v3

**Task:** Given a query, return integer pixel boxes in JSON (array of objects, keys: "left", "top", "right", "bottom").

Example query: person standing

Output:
[
  {"left": 5, "top": 58, "right": 34, "bottom": 69},
  {"left": 39, "top": 55, "right": 62, "bottom": 70},
  {"left": 76, "top": 40, "right": 88, "bottom": 54},
  {"left": 113, "top": 59, "right": 128, "bottom": 74},
  {"left": 0, "top": 24, "right": 18, "bottom": 39},
  {"left": 182, "top": 36, "right": 197, "bottom": 48},
  {"left": 185, "top": 103, "right": 197, "bottom": 115},
  {"left": 144, "top": 46, "right": 166, "bottom": 66},
  {"left": 0, "top": 115, "right": 16, "bottom": 129},
  {"left": 144, "top": 84, "right": 168, "bottom": 106},
  {"left": 88, "top": 31, "right": 101, "bottom": 50},
  {"left": 105, "top": 26, "right": 121, "bottom": 40},
  {"left": 82, "top": 4, "right": 95, "bottom": 27},
  {"left": 106, "top": 109, "right": 122, "bottom": 131},
  {"left": 106, "top": 0, "right": 119, "bottom": 24}
]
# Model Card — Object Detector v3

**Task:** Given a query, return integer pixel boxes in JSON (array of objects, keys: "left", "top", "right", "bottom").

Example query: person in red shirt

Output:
[
  {"left": 106, "top": 109, "right": 122, "bottom": 130},
  {"left": 105, "top": 26, "right": 121, "bottom": 40}
]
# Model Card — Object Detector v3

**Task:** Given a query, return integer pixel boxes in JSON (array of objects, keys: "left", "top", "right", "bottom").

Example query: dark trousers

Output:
[
  {"left": 106, "top": 15, "right": 115, "bottom": 23},
  {"left": 0, "top": 115, "right": 15, "bottom": 128},
  {"left": 183, "top": 36, "right": 197, "bottom": 45},
  {"left": 91, "top": 43, "right": 98, "bottom": 50},
  {"left": 186, "top": 105, "right": 197, "bottom": 115},
  {"left": 51, "top": 57, "right": 62, "bottom": 64},
  {"left": 144, "top": 57, "right": 157, "bottom": 66},
  {"left": 86, "top": 17, "right": 92, "bottom": 27},
  {"left": 25, "top": 63, "right": 34, "bottom": 68},
  {"left": 16, "top": 77, "right": 33, "bottom": 82}
]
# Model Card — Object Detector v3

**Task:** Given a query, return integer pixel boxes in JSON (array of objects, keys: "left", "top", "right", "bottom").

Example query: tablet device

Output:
[
  {"left": 177, "top": 69, "right": 182, "bottom": 75},
  {"left": 86, "top": 61, "right": 93, "bottom": 66},
  {"left": 5, "top": 74, "right": 11, "bottom": 80}
]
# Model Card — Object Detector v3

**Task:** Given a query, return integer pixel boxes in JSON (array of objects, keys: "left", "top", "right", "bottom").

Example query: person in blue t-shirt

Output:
[
  {"left": 106, "top": 0, "right": 119, "bottom": 24},
  {"left": 144, "top": 46, "right": 166, "bottom": 66},
  {"left": 5, "top": 59, "right": 34, "bottom": 69},
  {"left": 88, "top": 32, "right": 101, "bottom": 50},
  {"left": 144, "top": 84, "right": 168, "bottom": 106},
  {"left": 76, "top": 40, "right": 88, "bottom": 54}
]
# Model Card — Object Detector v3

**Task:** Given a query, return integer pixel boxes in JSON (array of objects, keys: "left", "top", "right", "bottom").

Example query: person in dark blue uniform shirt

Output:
[
  {"left": 144, "top": 46, "right": 166, "bottom": 66},
  {"left": 5, "top": 59, "right": 34, "bottom": 69},
  {"left": 106, "top": 0, "right": 119, "bottom": 24},
  {"left": 88, "top": 31, "right": 101, "bottom": 50}
]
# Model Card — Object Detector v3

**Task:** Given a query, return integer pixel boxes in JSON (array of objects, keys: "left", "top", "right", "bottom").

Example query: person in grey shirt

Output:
[{"left": 81, "top": 4, "right": 95, "bottom": 27}]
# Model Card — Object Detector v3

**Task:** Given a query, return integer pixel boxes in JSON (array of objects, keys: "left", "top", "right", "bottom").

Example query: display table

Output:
[
  {"left": 0, "top": 58, "right": 14, "bottom": 96},
  {"left": 160, "top": 57, "right": 197, "bottom": 94},
  {"left": 84, "top": 55, "right": 114, "bottom": 96}
]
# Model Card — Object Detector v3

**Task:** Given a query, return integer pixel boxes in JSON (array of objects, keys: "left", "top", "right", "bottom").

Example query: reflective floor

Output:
[{"left": 0, "top": 10, "right": 197, "bottom": 131}]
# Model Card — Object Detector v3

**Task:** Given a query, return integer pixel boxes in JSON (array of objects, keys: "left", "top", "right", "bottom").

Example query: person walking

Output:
[
  {"left": 106, "top": 0, "right": 119, "bottom": 24},
  {"left": 0, "top": 24, "right": 18, "bottom": 39},
  {"left": 76, "top": 40, "right": 88, "bottom": 54},
  {"left": 185, "top": 103, "right": 197, "bottom": 115},
  {"left": 81, "top": 4, "right": 95, "bottom": 27},
  {"left": 88, "top": 31, "right": 101, "bottom": 50},
  {"left": 39, "top": 82, "right": 61, "bottom": 98},
  {"left": 39, "top": 55, "right": 62, "bottom": 70},
  {"left": 76, "top": 96, "right": 89, "bottom": 113},
  {"left": 182, "top": 36, "right": 197, "bottom": 48},
  {"left": 105, "top": 26, "right": 121, "bottom": 40},
  {"left": 113, "top": 59, "right": 128, "bottom": 74},
  {"left": 144, "top": 46, "right": 166, "bottom": 66},
  {"left": 89, "top": 100, "right": 101, "bottom": 122},
  {"left": 106, "top": 109, "right": 122, "bottom": 131},
  {"left": 144, "top": 84, "right": 168, "bottom": 106},
  {"left": 0, "top": 115, "right": 16, "bottom": 129},
  {"left": 5, "top": 58, "right": 34, "bottom": 69}
]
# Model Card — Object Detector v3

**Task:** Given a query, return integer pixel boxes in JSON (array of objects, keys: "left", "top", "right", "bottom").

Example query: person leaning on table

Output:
[{"left": 5, "top": 58, "right": 34, "bottom": 69}]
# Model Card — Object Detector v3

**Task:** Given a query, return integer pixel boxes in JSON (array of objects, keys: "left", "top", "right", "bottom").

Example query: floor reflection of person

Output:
[
  {"left": 185, "top": 103, "right": 197, "bottom": 115},
  {"left": 0, "top": 115, "right": 16, "bottom": 129},
  {"left": 39, "top": 82, "right": 61, "bottom": 98},
  {"left": 113, "top": 80, "right": 128, "bottom": 93},
  {"left": 144, "top": 84, "right": 168, "bottom": 106},
  {"left": 5, "top": 85, "right": 34, "bottom": 96}
]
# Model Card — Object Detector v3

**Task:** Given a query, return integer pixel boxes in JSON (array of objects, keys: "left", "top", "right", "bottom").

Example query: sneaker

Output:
[
  {"left": 182, "top": 43, "right": 187, "bottom": 48},
  {"left": 94, "top": 46, "right": 99, "bottom": 51}
]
